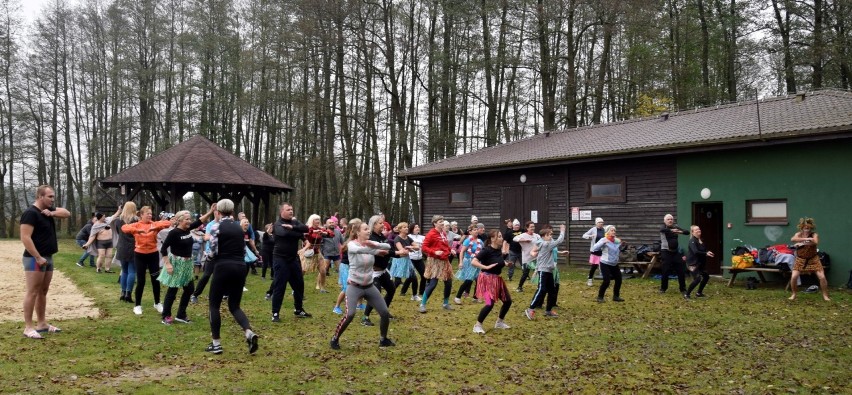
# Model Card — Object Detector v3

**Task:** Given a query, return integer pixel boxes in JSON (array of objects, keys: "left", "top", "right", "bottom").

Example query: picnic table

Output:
[
  {"left": 722, "top": 265, "right": 790, "bottom": 288},
  {"left": 618, "top": 252, "right": 660, "bottom": 279}
]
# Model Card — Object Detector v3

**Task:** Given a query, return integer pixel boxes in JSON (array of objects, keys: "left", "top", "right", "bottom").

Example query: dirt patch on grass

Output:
[{"left": 0, "top": 240, "right": 99, "bottom": 322}]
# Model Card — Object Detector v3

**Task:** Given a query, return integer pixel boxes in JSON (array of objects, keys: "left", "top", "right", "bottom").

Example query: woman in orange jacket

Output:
[{"left": 122, "top": 206, "right": 173, "bottom": 316}]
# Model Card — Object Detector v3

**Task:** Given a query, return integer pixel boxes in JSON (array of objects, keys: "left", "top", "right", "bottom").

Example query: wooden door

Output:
[
  {"left": 524, "top": 185, "right": 549, "bottom": 225},
  {"left": 692, "top": 202, "right": 723, "bottom": 274},
  {"left": 501, "top": 186, "right": 524, "bottom": 225}
]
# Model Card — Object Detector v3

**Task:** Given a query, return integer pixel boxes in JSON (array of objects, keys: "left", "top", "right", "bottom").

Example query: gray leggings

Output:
[{"left": 332, "top": 283, "right": 390, "bottom": 341}]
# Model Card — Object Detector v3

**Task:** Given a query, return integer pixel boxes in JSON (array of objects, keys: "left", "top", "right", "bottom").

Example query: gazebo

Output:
[{"left": 100, "top": 134, "right": 292, "bottom": 222}]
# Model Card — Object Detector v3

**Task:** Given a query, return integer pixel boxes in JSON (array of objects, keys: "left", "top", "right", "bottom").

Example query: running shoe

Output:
[
  {"left": 205, "top": 343, "right": 223, "bottom": 354},
  {"left": 332, "top": 306, "right": 343, "bottom": 315},
  {"left": 356, "top": 303, "right": 366, "bottom": 310},
  {"left": 161, "top": 316, "right": 173, "bottom": 325},
  {"left": 442, "top": 304, "right": 454, "bottom": 311},
  {"left": 586, "top": 279, "right": 593, "bottom": 287},
  {"left": 76, "top": 261, "right": 84, "bottom": 268},
  {"left": 190, "top": 295, "right": 198, "bottom": 304},
  {"left": 173, "top": 316, "right": 192, "bottom": 324},
  {"left": 524, "top": 308, "right": 535, "bottom": 320},
  {"left": 378, "top": 338, "right": 396, "bottom": 347},
  {"left": 410, "top": 295, "right": 417, "bottom": 301},
  {"left": 613, "top": 297, "right": 625, "bottom": 302},
  {"left": 695, "top": 293, "right": 707, "bottom": 298},
  {"left": 453, "top": 297, "right": 462, "bottom": 305},
  {"left": 494, "top": 320, "right": 511, "bottom": 329},
  {"left": 133, "top": 305, "right": 143, "bottom": 315},
  {"left": 473, "top": 323, "right": 486, "bottom": 334},
  {"left": 418, "top": 305, "right": 427, "bottom": 313},
  {"left": 294, "top": 310, "right": 312, "bottom": 318},
  {"left": 271, "top": 314, "right": 281, "bottom": 323},
  {"left": 330, "top": 338, "right": 340, "bottom": 350},
  {"left": 247, "top": 333, "right": 259, "bottom": 354},
  {"left": 264, "top": 293, "right": 271, "bottom": 301},
  {"left": 595, "top": 297, "right": 605, "bottom": 303},
  {"left": 154, "top": 303, "right": 164, "bottom": 313},
  {"left": 414, "top": 295, "right": 422, "bottom": 302},
  {"left": 544, "top": 311, "right": 558, "bottom": 317},
  {"left": 515, "top": 287, "right": 523, "bottom": 293},
  {"left": 361, "top": 317, "right": 374, "bottom": 326}
]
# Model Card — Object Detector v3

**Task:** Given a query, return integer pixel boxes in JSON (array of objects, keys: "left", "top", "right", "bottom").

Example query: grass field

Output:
[{"left": 1, "top": 239, "right": 849, "bottom": 394}]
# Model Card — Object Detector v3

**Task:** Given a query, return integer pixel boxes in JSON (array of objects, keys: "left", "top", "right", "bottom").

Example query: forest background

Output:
[{"left": 0, "top": 0, "right": 849, "bottom": 236}]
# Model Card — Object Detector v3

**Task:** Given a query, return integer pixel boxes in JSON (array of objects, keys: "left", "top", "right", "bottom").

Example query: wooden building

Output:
[{"left": 400, "top": 90, "right": 852, "bottom": 286}]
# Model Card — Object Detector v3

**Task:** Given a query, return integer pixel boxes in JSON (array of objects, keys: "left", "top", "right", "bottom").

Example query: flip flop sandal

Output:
[
  {"left": 23, "top": 329, "right": 44, "bottom": 339},
  {"left": 35, "top": 325, "right": 61, "bottom": 333}
]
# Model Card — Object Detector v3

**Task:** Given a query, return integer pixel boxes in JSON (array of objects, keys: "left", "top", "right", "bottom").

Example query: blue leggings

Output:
[{"left": 119, "top": 259, "right": 137, "bottom": 293}]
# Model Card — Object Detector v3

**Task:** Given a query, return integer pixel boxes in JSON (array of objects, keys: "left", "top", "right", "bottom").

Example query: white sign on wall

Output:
[
  {"left": 571, "top": 207, "right": 579, "bottom": 221},
  {"left": 580, "top": 210, "right": 592, "bottom": 221},
  {"left": 531, "top": 210, "right": 538, "bottom": 223}
]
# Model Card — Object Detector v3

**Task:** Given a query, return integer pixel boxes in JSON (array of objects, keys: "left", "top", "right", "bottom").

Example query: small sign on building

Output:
[{"left": 580, "top": 210, "right": 592, "bottom": 221}]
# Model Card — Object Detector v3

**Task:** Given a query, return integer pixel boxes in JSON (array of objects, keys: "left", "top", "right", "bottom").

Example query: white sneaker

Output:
[
  {"left": 472, "top": 323, "right": 486, "bottom": 334},
  {"left": 586, "top": 279, "right": 593, "bottom": 287},
  {"left": 154, "top": 303, "right": 163, "bottom": 313},
  {"left": 243, "top": 287, "right": 248, "bottom": 292},
  {"left": 494, "top": 320, "right": 511, "bottom": 329},
  {"left": 133, "top": 305, "right": 143, "bottom": 315},
  {"left": 453, "top": 297, "right": 462, "bottom": 305},
  {"left": 414, "top": 295, "right": 422, "bottom": 302}
]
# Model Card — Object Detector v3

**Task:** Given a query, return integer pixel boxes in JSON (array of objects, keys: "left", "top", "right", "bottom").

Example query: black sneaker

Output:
[
  {"left": 361, "top": 317, "right": 374, "bottom": 326},
  {"left": 330, "top": 338, "right": 340, "bottom": 350},
  {"left": 613, "top": 297, "right": 625, "bottom": 302},
  {"left": 247, "top": 333, "right": 259, "bottom": 354},
  {"left": 76, "top": 261, "right": 84, "bottom": 268},
  {"left": 294, "top": 310, "right": 312, "bottom": 318},
  {"left": 595, "top": 297, "right": 605, "bottom": 303},
  {"left": 379, "top": 338, "right": 396, "bottom": 347},
  {"left": 658, "top": 289, "right": 666, "bottom": 294},
  {"left": 683, "top": 293, "right": 691, "bottom": 300},
  {"left": 695, "top": 293, "right": 707, "bottom": 298},
  {"left": 205, "top": 343, "right": 223, "bottom": 354},
  {"left": 271, "top": 314, "right": 281, "bottom": 323},
  {"left": 173, "top": 316, "right": 192, "bottom": 324}
]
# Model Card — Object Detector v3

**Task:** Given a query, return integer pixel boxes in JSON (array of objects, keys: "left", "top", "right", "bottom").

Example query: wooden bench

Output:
[
  {"left": 619, "top": 252, "right": 660, "bottom": 279},
  {"left": 722, "top": 266, "right": 790, "bottom": 288}
]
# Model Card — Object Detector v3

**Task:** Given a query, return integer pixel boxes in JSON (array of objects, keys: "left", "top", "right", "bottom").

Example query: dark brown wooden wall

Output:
[
  {"left": 420, "top": 167, "right": 568, "bottom": 232},
  {"left": 567, "top": 157, "right": 677, "bottom": 263},
  {"left": 418, "top": 158, "right": 676, "bottom": 265}
]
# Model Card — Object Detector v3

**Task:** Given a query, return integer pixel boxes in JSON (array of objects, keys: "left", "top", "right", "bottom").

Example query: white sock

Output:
[
  {"left": 245, "top": 329, "right": 255, "bottom": 339},
  {"left": 212, "top": 339, "right": 221, "bottom": 346}
]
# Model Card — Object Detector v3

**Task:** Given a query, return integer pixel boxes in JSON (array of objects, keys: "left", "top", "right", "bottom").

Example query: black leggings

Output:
[
  {"left": 456, "top": 279, "right": 477, "bottom": 299},
  {"left": 518, "top": 265, "right": 532, "bottom": 290},
  {"left": 687, "top": 268, "right": 709, "bottom": 295},
  {"left": 261, "top": 250, "right": 274, "bottom": 278},
  {"left": 598, "top": 264, "right": 622, "bottom": 299},
  {"left": 163, "top": 281, "right": 194, "bottom": 319},
  {"left": 422, "top": 278, "right": 452, "bottom": 305},
  {"left": 529, "top": 271, "right": 557, "bottom": 312},
  {"left": 400, "top": 259, "right": 425, "bottom": 296},
  {"left": 134, "top": 252, "right": 162, "bottom": 307},
  {"left": 588, "top": 264, "right": 599, "bottom": 279},
  {"left": 193, "top": 258, "right": 215, "bottom": 297},
  {"left": 208, "top": 262, "right": 251, "bottom": 339},
  {"left": 478, "top": 298, "right": 512, "bottom": 323},
  {"left": 365, "top": 272, "right": 396, "bottom": 317}
]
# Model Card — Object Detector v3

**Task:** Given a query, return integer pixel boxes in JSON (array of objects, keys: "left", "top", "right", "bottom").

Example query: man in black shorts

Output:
[{"left": 20, "top": 185, "right": 70, "bottom": 339}]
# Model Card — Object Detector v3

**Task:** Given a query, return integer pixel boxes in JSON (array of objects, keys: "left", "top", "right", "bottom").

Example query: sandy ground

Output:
[{"left": 0, "top": 240, "right": 99, "bottom": 322}]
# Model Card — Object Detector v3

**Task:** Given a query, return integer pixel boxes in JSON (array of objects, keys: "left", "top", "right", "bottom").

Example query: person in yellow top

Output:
[{"left": 122, "top": 206, "right": 174, "bottom": 315}]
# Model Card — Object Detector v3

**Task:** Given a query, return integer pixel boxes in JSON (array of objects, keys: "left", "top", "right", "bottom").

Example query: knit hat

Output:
[
  {"left": 595, "top": 217, "right": 604, "bottom": 224},
  {"left": 512, "top": 219, "right": 520, "bottom": 226},
  {"left": 471, "top": 215, "right": 478, "bottom": 222}
]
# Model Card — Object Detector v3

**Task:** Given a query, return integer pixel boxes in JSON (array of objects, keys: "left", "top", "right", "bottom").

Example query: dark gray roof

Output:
[
  {"left": 101, "top": 134, "right": 292, "bottom": 192},
  {"left": 401, "top": 90, "right": 852, "bottom": 178}
]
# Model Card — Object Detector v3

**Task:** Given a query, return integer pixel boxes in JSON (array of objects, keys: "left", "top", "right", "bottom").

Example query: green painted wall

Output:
[{"left": 677, "top": 139, "right": 852, "bottom": 286}]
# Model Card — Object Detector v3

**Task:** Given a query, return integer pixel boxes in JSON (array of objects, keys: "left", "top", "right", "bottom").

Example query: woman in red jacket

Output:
[
  {"left": 122, "top": 206, "right": 173, "bottom": 316},
  {"left": 418, "top": 215, "right": 454, "bottom": 313}
]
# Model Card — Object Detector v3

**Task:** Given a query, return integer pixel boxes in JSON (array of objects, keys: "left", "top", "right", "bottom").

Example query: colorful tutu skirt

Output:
[
  {"left": 793, "top": 245, "right": 823, "bottom": 272},
  {"left": 389, "top": 257, "right": 413, "bottom": 279},
  {"left": 455, "top": 257, "right": 480, "bottom": 281},
  {"left": 157, "top": 254, "right": 194, "bottom": 288},
  {"left": 301, "top": 251, "right": 320, "bottom": 273},
  {"left": 424, "top": 257, "right": 453, "bottom": 281},
  {"left": 475, "top": 272, "right": 510, "bottom": 304}
]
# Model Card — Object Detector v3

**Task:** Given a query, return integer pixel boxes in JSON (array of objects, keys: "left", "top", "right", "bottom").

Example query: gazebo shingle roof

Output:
[
  {"left": 101, "top": 134, "right": 292, "bottom": 192},
  {"left": 400, "top": 90, "right": 852, "bottom": 178}
]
